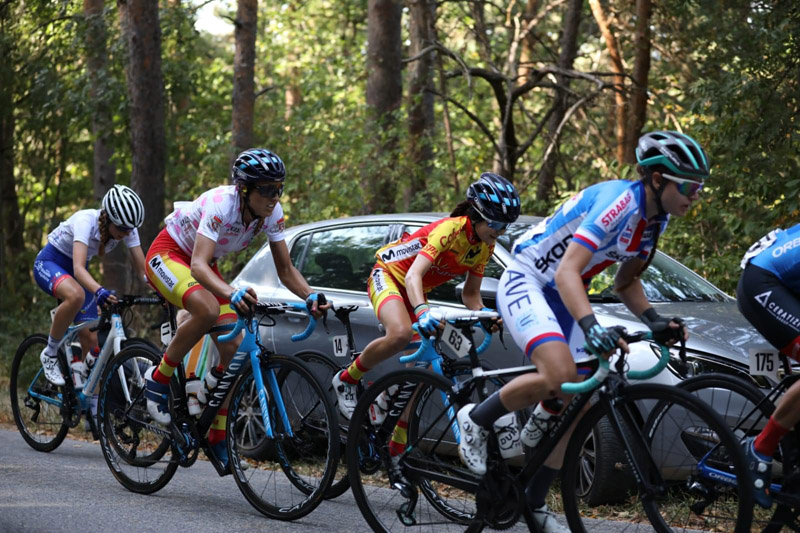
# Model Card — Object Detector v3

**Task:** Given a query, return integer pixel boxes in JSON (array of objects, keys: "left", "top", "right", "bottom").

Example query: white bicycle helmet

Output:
[{"left": 102, "top": 184, "right": 145, "bottom": 229}]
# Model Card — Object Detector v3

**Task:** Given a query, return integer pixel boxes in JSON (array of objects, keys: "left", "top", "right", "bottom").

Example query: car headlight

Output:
[{"left": 653, "top": 343, "right": 768, "bottom": 388}]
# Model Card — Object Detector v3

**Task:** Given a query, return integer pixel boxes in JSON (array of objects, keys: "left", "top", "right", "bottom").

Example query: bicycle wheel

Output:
[
  {"left": 348, "top": 368, "right": 488, "bottom": 533},
  {"left": 228, "top": 353, "right": 340, "bottom": 521},
  {"left": 677, "top": 373, "right": 773, "bottom": 439},
  {"left": 9, "top": 334, "right": 69, "bottom": 452},
  {"left": 411, "top": 359, "right": 519, "bottom": 524},
  {"left": 293, "top": 351, "right": 351, "bottom": 499},
  {"left": 561, "top": 383, "right": 754, "bottom": 533},
  {"left": 97, "top": 345, "right": 179, "bottom": 494}
]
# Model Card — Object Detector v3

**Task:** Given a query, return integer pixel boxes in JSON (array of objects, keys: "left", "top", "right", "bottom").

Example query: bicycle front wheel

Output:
[
  {"left": 348, "top": 368, "right": 487, "bottom": 533},
  {"left": 228, "top": 354, "right": 340, "bottom": 521},
  {"left": 97, "top": 345, "right": 178, "bottom": 494},
  {"left": 9, "top": 334, "right": 69, "bottom": 452},
  {"left": 561, "top": 383, "right": 754, "bottom": 533}
]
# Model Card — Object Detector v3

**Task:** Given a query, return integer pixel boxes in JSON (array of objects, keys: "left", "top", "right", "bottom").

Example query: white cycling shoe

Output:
[
  {"left": 40, "top": 349, "right": 65, "bottom": 386},
  {"left": 456, "top": 404, "right": 488, "bottom": 475},
  {"left": 332, "top": 372, "right": 357, "bottom": 420},
  {"left": 531, "top": 504, "right": 569, "bottom": 533}
]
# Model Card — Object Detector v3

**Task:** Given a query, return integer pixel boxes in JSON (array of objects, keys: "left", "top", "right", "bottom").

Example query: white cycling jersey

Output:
[
  {"left": 512, "top": 180, "right": 668, "bottom": 288},
  {"left": 48, "top": 209, "right": 140, "bottom": 258},
  {"left": 164, "top": 185, "right": 285, "bottom": 259}
]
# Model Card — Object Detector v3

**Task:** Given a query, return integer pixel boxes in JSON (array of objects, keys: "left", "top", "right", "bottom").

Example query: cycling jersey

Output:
[
  {"left": 164, "top": 185, "right": 285, "bottom": 259},
  {"left": 513, "top": 180, "right": 668, "bottom": 288},
  {"left": 48, "top": 209, "right": 140, "bottom": 258},
  {"left": 374, "top": 216, "right": 493, "bottom": 292},
  {"left": 499, "top": 180, "right": 667, "bottom": 359},
  {"left": 742, "top": 224, "right": 800, "bottom": 293}
]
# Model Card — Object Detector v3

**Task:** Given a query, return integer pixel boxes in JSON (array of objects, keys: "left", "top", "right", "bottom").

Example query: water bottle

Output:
[
  {"left": 369, "top": 385, "right": 399, "bottom": 426},
  {"left": 185, "top": 378, "right": 203, "bottom": 416},
  {"left": 493, "top": 412, "right": 523, "bottom": 458},
  {"left": 521, "top": 398, "right": 563, "bottom": 448},
  {"left": 70, "top": 360, "right": 87, "bottom": 390},
  {"left": 85, "top": 347, "right": 100, "bottom": 371},
  {"left": 197, "top": 367, "right": 224, "bottom": 405}
]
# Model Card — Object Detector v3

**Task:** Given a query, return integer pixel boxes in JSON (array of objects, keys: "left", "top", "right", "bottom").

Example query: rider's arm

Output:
[
  {"left": 72, "top": 241, "right": 103, "bottom": 294},
  {"left": 460, "top": 271, "right": 485, "bottom": 310},
  {"left": 614, "top": 258, "right": 650, "bottom": 316},
  {"left": 554, "top": 241, "right": 594, "bottom": 320},
  {"left": 127, "top": 245, "right": 148, "bottom": 284},
  {"left": 270, "top": 239, "right": 331, "bottom": 316},
  {"left": 405, "top": 254, "right": 434, "bottom": 309},
  {"left": 192, "top": 235, "right": 255, "bottom": 313}
]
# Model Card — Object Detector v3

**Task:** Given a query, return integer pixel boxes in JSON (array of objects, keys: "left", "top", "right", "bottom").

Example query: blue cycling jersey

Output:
[
  {"left": 513, "top": 180, "right": 668, "bottom": 288},
  {"left": 745, "top": 223, "right": 800, "bottom": 293}
]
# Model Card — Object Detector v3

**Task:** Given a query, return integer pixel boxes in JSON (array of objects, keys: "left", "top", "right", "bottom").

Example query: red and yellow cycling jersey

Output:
[{"left": 374, "top": 216, "right": 493, "bottom": 293}]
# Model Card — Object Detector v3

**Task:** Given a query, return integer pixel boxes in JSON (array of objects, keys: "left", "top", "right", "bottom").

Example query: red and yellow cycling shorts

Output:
[
  {"left": 145, "top": 229, "right": 235, "bottom": 322},
  {"left": 367, "top": 265, "right": 425, "bottom": 340}
]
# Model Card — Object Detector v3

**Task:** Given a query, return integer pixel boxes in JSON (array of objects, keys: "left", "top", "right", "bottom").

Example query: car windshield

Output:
[{"left": 496, "top": 222, "right": 727, "bottom": 303}]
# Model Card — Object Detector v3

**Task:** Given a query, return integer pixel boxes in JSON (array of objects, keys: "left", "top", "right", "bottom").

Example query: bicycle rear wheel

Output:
[
  {"left": 97, "top": 345, "right": 178, "bottom": 494},
  {"left": 347, "top": 368, "right": 489, "bottom": 533},
  {"left": 228, "top": 354, "right": 339, "bottom": 521},
  {"left": 9, "top": 334, "right": 69, "bottom": 452},
  {"left": 561, "top": 383, "right": 754, "bottom": 533}
]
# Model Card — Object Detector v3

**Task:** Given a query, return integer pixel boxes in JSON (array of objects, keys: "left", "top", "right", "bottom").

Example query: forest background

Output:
[{"left": 0, "top": 0, "right": 798, "bottom": 374}]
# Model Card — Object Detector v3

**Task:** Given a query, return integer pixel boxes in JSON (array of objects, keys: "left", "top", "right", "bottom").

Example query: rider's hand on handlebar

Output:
[
  {"left": 480, "top": 307, "right": 503, "bottom": 333},
  {"left": 230, "top": 287, "right": 258, "bottom": 315},
  {"left": 305, "top": 292, "right": 331, "bottom": 319},
  {"left": 640, "top": 308, "right": 688, "bottom": 346},
  {"left": 95, "top": 286, "right": 118, "bottom": 307},
  {"left": 414, "top": 303, "right": 443, "bottom": 338},
  {"left": 579, "top": 315, "right": 629, "bottom": 359}
]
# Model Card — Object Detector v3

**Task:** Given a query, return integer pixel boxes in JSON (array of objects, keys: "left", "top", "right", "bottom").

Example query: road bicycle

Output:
[
  {"left": 9, "top": 294, "right": 162, "bottom": 452},
  {"left": 344, "top": 312, "right": 755, "bottom": 532},
  {"left": 670, "top": 351, "right": 800, "bottom": 531},
  {"left": 96, "top": 290, "right": 340, "bottom": 521},
  {"left": 293, "top": 304, "right": 514, "bottom": 499}
]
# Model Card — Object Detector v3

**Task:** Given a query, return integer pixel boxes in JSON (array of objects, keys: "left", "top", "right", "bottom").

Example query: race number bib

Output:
[
  {"left": 749, "top": 347, "right": 779, "bottom": 382},
  {"left": 442, "top": 323, "right": 472, "bottom": 358}
]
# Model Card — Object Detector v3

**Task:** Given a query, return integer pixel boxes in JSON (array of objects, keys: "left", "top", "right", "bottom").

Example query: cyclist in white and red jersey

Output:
[
  {"left": 34, "top": 185, "right": 146, "bottom": 386},
  {"left": 144, "top": 149, "right": 329, "bottom": 470},
  {"left": 456, "top": 131, "right": 710, "bottom": 532}
]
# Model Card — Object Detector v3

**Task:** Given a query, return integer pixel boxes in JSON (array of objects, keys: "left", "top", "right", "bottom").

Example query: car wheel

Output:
[{"left": 576, "top": 415, "right": 636, "bottom": 506}]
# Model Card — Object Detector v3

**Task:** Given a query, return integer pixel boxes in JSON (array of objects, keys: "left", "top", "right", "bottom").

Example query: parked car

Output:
[{"left": 232, "top": 213, "right": 770, "bottom": 503}]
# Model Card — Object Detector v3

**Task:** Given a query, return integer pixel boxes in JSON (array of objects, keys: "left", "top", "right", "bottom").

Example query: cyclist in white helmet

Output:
[{"left": 34, "top": 185, "right": 147, "bottom": 386}]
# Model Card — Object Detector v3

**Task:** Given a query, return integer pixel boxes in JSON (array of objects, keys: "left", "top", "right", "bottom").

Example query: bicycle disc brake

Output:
[
  {"left": 171, "top": 417, "right": 200, "bottom": 467},
  {"left": 475, "top": 468, "right": 522, "bottom": 530}
]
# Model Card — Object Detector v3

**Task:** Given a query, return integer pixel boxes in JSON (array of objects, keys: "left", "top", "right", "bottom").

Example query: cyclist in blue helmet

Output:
[
  {"left": 456, "top": 131, "right": 709, "bottom": 532},
  {"left": 143, "top": 148, "right": 329, "bottom": 471}
]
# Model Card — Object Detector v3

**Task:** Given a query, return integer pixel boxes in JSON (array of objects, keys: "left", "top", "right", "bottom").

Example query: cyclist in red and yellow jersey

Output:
[{"left": 332, "top": 173, "right": 521, "bottom": 428}]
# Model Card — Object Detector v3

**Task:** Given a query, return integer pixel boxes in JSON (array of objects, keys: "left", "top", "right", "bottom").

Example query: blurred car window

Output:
[{"left": 297, "top": 225, "right": 391, "bottom": 291}]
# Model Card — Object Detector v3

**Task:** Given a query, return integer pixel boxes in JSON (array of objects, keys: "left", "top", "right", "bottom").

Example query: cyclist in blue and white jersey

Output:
[
  {"left": 738, "top": 223, "right": 800, "bottom": 508},
  {"left": 34, "top": 185, "right": 147, "bottom": 386},
  {"left": 456, "top": 131, "right": 709, "bottom": 532}
]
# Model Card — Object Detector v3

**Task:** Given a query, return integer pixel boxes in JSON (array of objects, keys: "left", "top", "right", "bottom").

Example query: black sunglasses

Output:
[{"left": 252, "top": 183, "right": 284, "bottom": 198}]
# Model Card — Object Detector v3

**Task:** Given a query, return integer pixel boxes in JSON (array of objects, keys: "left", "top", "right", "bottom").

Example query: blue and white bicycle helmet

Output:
[{"left": 466, "top": 173, "right": 520, "bottom": 224}]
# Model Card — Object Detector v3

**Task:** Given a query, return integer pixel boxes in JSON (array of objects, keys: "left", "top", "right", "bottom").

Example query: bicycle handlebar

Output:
[
  {"left": 218, "top": 287, "right": 322, "bottom": 343},
  {"left": 399, "top": 308, "right": 500, "bottom": 364},
  {"left": 560, "top": 330, "right": 671, "bottom": 394}
]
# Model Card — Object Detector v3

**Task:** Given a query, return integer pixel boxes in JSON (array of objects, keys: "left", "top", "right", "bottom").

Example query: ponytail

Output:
[
  {"left": 98, "top": 210, "right": 111, "bottom": 257},
  {"left": 450, "top": 201, "right": 482, "bottom": 225}
]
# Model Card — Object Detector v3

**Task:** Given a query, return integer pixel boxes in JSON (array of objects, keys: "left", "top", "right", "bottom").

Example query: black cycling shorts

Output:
[{"left": 737, "top": 264, "right": 800, "bottom": 360}]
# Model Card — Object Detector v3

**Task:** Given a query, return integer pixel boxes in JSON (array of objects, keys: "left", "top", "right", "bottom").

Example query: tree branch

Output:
[{"left": 426, "top": 88, "right": 500, "bottom": 156}]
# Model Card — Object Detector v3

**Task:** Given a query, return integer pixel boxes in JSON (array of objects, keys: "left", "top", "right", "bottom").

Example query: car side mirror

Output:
[{"left": 455, "top": 277, "right": 499, "bottom": 310}]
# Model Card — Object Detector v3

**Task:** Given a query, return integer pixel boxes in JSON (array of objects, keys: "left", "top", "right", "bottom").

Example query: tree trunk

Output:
[
  {"left": 537, "top": 0, "right": 582, "bottom": 202},
  {"left": 625, "top": 0, "right": 652, "bottom": 163},
  {"left": 518, "top": 0, "right": 540, "bottom": 84},
  {"left": 232, "top": 0, "right": 257, "bottom": 156},
  {"left": 406, "top": 0, "right": 435, "bottom": 211},
  {"left": 118, "top": 0, "right": 166, "bottom": 291},
  {"left": 589, "top": 0, "right": 628, "bottom": 164},
  {"left": 85, "top": 0, "right": 124, "bottom": 291},
  {"left": 365, "top": 0, "right": 402, "bottom": 214}
]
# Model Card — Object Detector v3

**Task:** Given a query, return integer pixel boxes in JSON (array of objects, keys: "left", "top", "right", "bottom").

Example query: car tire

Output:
[{"left": 576, "top": 411, "right": 636, "bottom": 506}]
